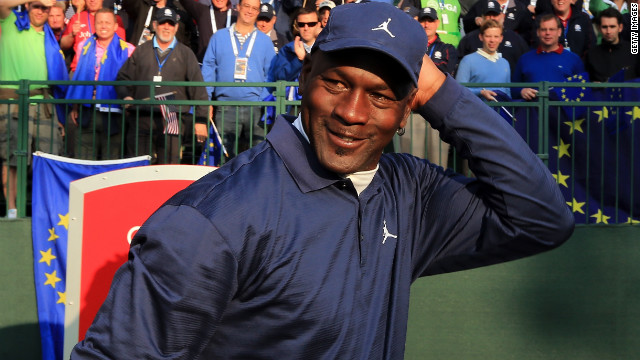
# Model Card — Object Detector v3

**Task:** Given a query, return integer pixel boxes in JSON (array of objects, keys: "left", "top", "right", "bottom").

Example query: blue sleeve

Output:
[
  {"left": 454, "top": 56, "right": 481, "bottom": 96},
  {"left": 268, "top": 43, "right": 303, "bottom": 82},
  {"left": 412, "top": 76, "right": 574, "bottom": 276},
  {"left": 201, "top": 34, "right": 218, "bottom": 100},
  {"left": 261, "top": 39, "right": 278, "bottom": 99},
  {"left": 70, "top": 205, "right": 238, "bottom": 358}
]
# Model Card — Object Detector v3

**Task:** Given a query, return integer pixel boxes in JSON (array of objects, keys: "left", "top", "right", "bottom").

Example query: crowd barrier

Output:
[{"left": 1, "top": 79, "right": 638, "bottom": 224}]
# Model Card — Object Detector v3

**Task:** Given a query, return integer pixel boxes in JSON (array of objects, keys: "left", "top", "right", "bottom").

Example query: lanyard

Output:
[
  {"left": 154, "top": 46, "right": 175, "bottom": 75},
  {"left": 210, "top": 7, "right": 232, "bottom": 34},
  {"left": 563, "top": 23, "right": 569, "bottom": 48},
  {"left": 229, "top": 25, "right": 257, "bottom": 58},
  {"left": 86, "top": 11, "right": 93, "bottom": 34},
  {"left": 429, "top": 44, "right": 435, "bottom": 58}
]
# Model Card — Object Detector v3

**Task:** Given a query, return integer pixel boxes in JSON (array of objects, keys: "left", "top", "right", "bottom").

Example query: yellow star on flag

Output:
[
  {"left": 593, "top": 107, "right": 609, "bottom": 122},
  {"left": 44, "top": 270, "right": 62, "bottom": 289},
  {"left": 58, "top": 213, "right": 69, "bottom": 230},
  {"left": 39, "top": 248, "right": 57, "bottom": 267},
  {"left": 566, "top": 198, "right": 585, "bottom": 214},
  {"left": 563, "top": 119, "right": 584, "bottom": 134},
  {"left": 82, "top": 41, "right": 91, "bottom": 55},
  {"left": 120, "top": 39, "right": 128, "bottom": 50},
  {"left": 57, "top": 291, "right": 67, "bottom": 305},
  {"left": 553, "top": 139, "right": 571, "bottom": 159},
  {"left": 626, "top": 217, "right": 640, "bottom": 225},
  {"left": 48, "top": 227, "right": 59, "bottom": 241},
  {"left": 590, "top": 209, "right": 610, "bottom": 224},
  {"left": 625, "top": 107, "right": 640, "bottom": 122},
  {"left": 552, "top": 171, "right": 570, "bottom": 188}
]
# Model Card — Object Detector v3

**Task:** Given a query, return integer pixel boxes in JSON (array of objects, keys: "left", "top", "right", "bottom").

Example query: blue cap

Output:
[{"left": 313, "top": 1, "right": 427, "bottom": 86}]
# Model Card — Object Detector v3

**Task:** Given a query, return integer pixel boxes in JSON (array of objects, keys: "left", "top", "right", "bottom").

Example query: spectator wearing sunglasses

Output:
[{"left": 268, "top": 8, "right": 320, "bottom": 85}]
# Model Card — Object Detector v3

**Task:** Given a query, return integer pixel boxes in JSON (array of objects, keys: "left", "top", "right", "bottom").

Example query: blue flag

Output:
[
  {"left": 198, "top": 122, "right": 226, "bottom": 166},
  {"left": 31, "top": 153, "right": 150, "bottom": 360},
  {"left": 511, "top": 81, "right": 640, "bottom": 224}
]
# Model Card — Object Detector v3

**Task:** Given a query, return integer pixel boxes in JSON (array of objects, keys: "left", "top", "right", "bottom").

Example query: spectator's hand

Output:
[
  {"left": 520, "top": 88, "right": 538, "bottom": 101},
  {"left": 475, "top": 16, "right": 483, "bottom": 26},
  {"left": 480, "top": 89, "right": 497, "bottom": 101},
  {"left": 410, "top": 54, "right": 447, "bottom": 110},
  {"left": 195, "top": 123, "right": 207, "bottom": 143},
  {"left": 72, "top": 21, "right": 81, "bottom": 36},
  {"left": 69, "top": 108, "right": 79, "bottom": 126},
  {"left": 294, "top": 36, "right": 306, "bottom": 61},
  {"left": 42, "top": 0, "right": 56, "bottom": 7},
  {"left": 527, "top": 4, "right": 535, "bottom": 13},
  {"left": 57, "top": 121, "right": 65, "bottom": 137},
  {"left": 123, "top": 96, "right": 134, "bottom": 109}
]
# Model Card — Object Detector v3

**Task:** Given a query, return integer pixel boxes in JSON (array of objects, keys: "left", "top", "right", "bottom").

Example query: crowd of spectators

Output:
[{"left": 1, "top": 0, "right": 639, "bottom": 217}]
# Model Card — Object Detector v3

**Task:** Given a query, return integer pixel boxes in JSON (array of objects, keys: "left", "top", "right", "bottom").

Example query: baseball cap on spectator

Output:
[
  {"left": 156, "top": 7, "right": 178, "bottom": 24},
  {"left": 318, "top": 0, "right": 336, "bottom": 11},
  {"left": 313, "top": 2, "right": 427, "bottom": 86},
  {"left": 402, "top": 5, "right": 419, "bottom": 18},
  {"left": 258, "top": 3, "right": 275, "bottom": 21},
  {"left": 418, "top": 7, "right": 438, "bottom": 21},
  {"left": 484, "top": 0, "right": 501, "bottom": 15}
]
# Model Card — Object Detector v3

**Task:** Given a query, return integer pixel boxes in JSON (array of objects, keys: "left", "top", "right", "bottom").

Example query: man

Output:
[
  {"left": 458, "top": 0, "right": 529, "bottom": 74},
  {"left": 544, "top": 0, "right": 596, "bottom": 59},
  {"left": 116, "top": 7, "right": 209, "bottom": 164},
  {"left": 60, "top": 0, "right": 127, "bottom": 72},
  {"left": 400, "top": 6, "right": 456, "bottom": 166},
  {"left": 66, "top": 8, "right": 135, "bottom": 160},
  {"left": 1, "top": 0, "right": 67, "bottom": 218},
  {"left": 318, "top": 0, "right": 335, "bottom": 27},
  {"left": 123, "top": 0, "right": 196, "bottom": 51},
  {"left": 420, "top": 6, "right": 457, "bottom": 75},
  {"left": 201, "top": 0, "right": 276, "bottom": 157},
  {"left": 421, "top": 0, "right": 463, "bottom": 46},
  {"left": 268, "top": 8, "right": 320, "bottom": 83},
  {"left": 47, "top": 0, "right": 66, "bottom": 40},
  {"left": 71, "top": 2, "right": 573, "bottom": 358},
  {"left": 182, "top": 0, "right": 237, "bottom": 62},
  {"left": 512, "top": 13, "right": 585, "bottom": 100},
  {"left": 585, "top": 7, "right": 639, "bottom": 82},
  {"left": 257, "top": 2, "right": 286, "bottom": 54},
  {"left": 463, "top": 0, "right": 534, "bottom": 44},
  {"left": 456, "top": 19, "right": 511, "bottom": 101}
]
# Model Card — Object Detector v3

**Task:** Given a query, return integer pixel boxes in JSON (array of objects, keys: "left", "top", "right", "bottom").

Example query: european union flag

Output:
[
  {"left": 198, "top": 121, "right": 227, "bottom": 166},
  {"left": 545, "top": 82, "right": 640, "bottom": 224},
  {"left": 31, "top": 153, "right": 150, "bottom": 360}
]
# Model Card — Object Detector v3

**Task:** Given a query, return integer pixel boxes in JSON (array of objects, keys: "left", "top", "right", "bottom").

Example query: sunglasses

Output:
[
  {"left": 31, "top": 4, "right": 51, "bottom": 11},
  {"left": 297, "top": 21, "right": 318, "bottom": 28}
]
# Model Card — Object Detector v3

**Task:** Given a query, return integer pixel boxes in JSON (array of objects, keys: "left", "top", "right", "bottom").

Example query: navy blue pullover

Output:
[{"left": 71, "top": 77, "right": 574, "bottom": 359}]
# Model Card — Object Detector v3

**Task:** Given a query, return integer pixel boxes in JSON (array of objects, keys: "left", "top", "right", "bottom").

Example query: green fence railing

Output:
[{"left": 1, "top": 80, "right": 638, "bottom": 223}]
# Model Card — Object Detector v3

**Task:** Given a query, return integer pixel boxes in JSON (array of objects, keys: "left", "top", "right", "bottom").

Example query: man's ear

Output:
[
  {"left": 401, "top": 88, "right": 418, "bottom": 129},
  {"left": 297, "top": 53, "right": 313, "bottom": 96},
  {"left": 152, "top": 20, "right": 158, "bottom": 32}
]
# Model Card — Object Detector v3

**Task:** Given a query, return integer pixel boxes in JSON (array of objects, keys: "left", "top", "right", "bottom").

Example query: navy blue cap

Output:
[
  {"left": 484, "top": 0, "right": 502, "bottom": 15},
  {"left": 313, "top": 2, "right": 427, "bottom": 86},
  {"left": 418, "top": 7, "right": 438, "bottom": 20},
  {"left": 156, "top": 7, "right": 178, "bottom": 24}
]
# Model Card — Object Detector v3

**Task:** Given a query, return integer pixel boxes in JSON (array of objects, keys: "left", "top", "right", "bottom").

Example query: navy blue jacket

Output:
[{"left": 71, "top": 77, "right": 573, "bottom": 359}]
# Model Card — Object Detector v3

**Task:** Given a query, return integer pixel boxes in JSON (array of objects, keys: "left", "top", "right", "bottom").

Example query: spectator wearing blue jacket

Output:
[
  {"left": 201, "top": 0, "right": 276, "bottom": 157},
  {"left": 268, "top": 8, "right": 320, "bottom": 84}
]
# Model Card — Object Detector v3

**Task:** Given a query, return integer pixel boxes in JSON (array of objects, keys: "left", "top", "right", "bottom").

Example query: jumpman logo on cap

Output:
[{"left": 371, "top": 18, "right": 395, "bottom": 38}]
